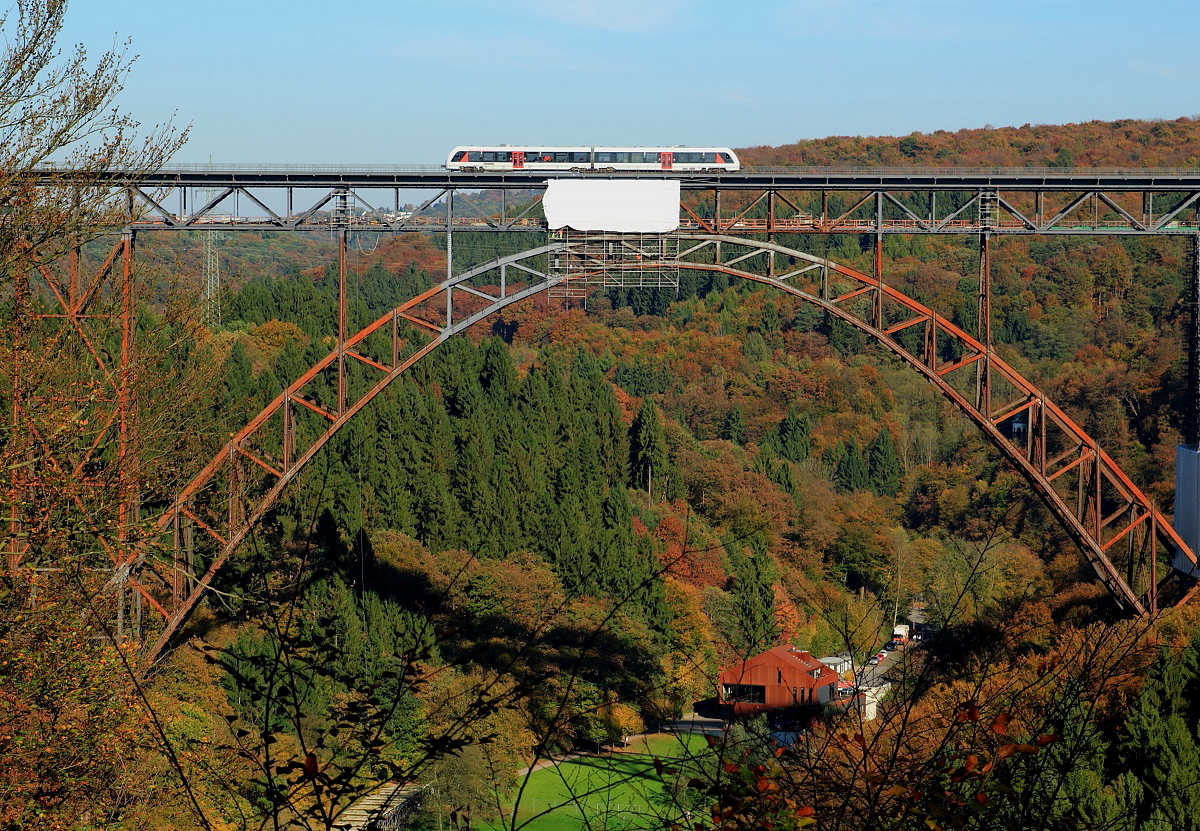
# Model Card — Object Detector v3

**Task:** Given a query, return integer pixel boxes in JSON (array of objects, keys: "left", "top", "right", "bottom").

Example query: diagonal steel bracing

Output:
[
  {"left": 116, "top": 232, "right": 1198, "bottom": 666},
  {"left": 16, "top": 163, "right": 1200, "bottom": 662},
  {"left": 93, "top": 166, "right": 1200, "bottom": 236},
  {"left": 135, "top": 244, "right": 568, "bottom": 663}
]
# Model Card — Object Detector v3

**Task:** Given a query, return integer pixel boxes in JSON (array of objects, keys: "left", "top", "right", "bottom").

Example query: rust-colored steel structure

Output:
[
  {"left": 541, "top": 233, "right": 1196, "bottom": 615},
  {"left": 10, "top": 165, "right": 1200, "bottom": 663},
  {"left": 6, "top": 233, "right": 167, "bottom": 629},
  {"left": 670, "top": 236, "right": 1195, "bottom": 615},
  {"left": 92, "top": 164, "right": 1200, "bottom": 236}
]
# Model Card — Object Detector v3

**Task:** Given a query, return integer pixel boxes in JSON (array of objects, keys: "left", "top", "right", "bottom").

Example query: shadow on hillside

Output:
[{"left": 355, "top": 529, "right": 677, "bottom": 741}]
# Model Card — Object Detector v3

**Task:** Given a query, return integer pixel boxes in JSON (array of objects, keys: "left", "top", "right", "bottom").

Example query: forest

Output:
[{"left": 6, "top": 13, "right": 1200, "bottom": 823}]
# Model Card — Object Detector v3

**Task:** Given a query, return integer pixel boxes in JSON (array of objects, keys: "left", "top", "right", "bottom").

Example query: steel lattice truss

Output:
[
  {"left": 102, "top": 233, "right": 1195, "bottom": 662},
  {"left": 668, "top": 235, "right": 1198, "bottom": 614},
  {"left": 11, "top": 164, "right": 1200, "bottom": 663},
  {"left": 137, "top": 242, "right": 570, "bottom": 661},
  {"left": 5, "top": 237, "right": 158, "bottom": 615},
  {"left": 682, "top": 188, "right": 1200, "bottom": 236},
  {"left": 84, "top": 165, "right": 1200, "bottom": 236}
]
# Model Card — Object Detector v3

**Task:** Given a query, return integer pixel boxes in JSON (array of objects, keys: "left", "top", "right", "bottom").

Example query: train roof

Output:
[{"left": 448, "top": 145, "right": 736, "bottom": 151}]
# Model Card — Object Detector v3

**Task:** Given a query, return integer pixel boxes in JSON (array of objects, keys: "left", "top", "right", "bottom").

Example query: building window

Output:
[{"left": 722, "top": 684, "right": 766, "bottom": 704}]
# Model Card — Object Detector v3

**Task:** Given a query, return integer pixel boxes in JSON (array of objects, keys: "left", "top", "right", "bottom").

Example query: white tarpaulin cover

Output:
[{"left": 542, "top": 179, "right": 681, "bottom": 233}]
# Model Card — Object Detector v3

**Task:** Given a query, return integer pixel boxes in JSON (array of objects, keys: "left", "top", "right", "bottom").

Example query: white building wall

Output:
[{"left": 1174, "top": 446, "right": 1200, "bottom": 577}]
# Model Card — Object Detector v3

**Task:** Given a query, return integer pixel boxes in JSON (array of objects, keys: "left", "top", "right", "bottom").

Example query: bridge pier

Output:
[
  {"left": 976, "top": 232, "right": 992, "bottom": 417},
  {"left": 12, "top": 165, "right": 1200, "bottom": 658}
]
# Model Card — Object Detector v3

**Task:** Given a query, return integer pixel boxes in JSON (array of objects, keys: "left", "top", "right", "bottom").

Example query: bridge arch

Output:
[{"left": 133, "top": 234, "right": 1197, "bottom": 662}]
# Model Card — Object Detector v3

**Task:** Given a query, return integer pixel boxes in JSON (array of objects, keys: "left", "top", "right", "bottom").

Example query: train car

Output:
[
  {"left": 446, "top": 146, "right": 592, "bottom": 172},
  {"left": 445, "top": 146, "right": 739, "bottom": 172}
]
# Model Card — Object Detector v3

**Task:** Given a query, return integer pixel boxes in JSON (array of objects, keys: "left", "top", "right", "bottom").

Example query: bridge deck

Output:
[
  {"left": 35, "top": 164, "right": 1200, "bottom": 191},
  {"left": 337, "top": 782, "right": 426, "bottom": 830}
]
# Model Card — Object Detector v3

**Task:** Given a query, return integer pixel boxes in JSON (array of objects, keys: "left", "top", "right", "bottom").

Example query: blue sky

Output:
[{"left": 59, "top": 0, "right": 1200, "bottom": 165}]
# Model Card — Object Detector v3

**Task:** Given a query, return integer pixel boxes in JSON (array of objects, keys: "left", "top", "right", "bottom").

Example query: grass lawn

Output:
[{"left": 484, "top": 732, "right": 711, "bottom": 831}]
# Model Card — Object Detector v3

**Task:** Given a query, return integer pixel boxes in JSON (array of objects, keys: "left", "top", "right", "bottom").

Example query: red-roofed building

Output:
[{"left": 718, "top": 646, "right": 840, "bottom": 716}]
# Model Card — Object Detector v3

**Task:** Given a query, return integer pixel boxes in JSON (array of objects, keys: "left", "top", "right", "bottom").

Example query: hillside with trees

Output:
[
  {"left": 740, "top": 116, "right": 1200, "bottom": 168},
  {"left": 4, "top": 10, "right": 1200, "bottom": 823},
  {"left": 103, "top": 155, "right": 1200, "bottom": 826}
]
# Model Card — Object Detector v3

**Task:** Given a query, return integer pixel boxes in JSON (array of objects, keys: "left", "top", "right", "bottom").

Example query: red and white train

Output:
[{"left": 445, "top": 145, "right": 740, "bottom": 172}]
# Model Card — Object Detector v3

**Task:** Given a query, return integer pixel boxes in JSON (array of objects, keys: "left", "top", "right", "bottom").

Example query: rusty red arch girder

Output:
[
  {"left": 125, "top": 234, "right": 1197, "bottom": 665},
  {"left": 133, "top": 243, "right": 569, "bottom": 662},
  {"left": 671, "top": 235, "right": 1197, "bottom": 613}
]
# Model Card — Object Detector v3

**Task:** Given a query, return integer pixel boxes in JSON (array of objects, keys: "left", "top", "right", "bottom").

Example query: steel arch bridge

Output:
[
  {"left": 76, "top": 232, "right": 1183, "bottom": 663},
  {"left": 10, "top": 165, "right": 1200, "bottom": 666}
]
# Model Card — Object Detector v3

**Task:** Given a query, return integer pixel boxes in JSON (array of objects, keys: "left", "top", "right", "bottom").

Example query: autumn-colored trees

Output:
[
  {"left": 13, "top": 99, "right": 1200, "bottom": 828},
  {"left": 0, "top": 2, "right": 195, "bottom": 828},
  {"left": 739, "top": 117, "right": 1200, "bottom": 169}
]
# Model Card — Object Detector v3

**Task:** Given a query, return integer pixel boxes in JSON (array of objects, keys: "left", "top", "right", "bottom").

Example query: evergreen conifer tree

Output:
[
  {"left": 721, "top": 405, "right": 747, "bottom": 445},
  {"left": 727, "top": 545, "right": 779, "bottom": 653},
  {"left": 768, "top": 410, "right": 816, "bottom": 468},
  {"left": 867, "top": 427, "right": 903, "bottom": 496},
  {"left": 629, "top": 400, "right": 668, "bottom": 498},
  {"left": 478, "top": 336, "right": 517, "bottom": 403},
  {"left": 775, "top": 409, "right": 811, "bottom": 463},
  {"left": 1113, "top": 635, "right": 1200, "bottom": 829},
  {"left": 835, "top": 438, "right": 871, "bottom": 492}
]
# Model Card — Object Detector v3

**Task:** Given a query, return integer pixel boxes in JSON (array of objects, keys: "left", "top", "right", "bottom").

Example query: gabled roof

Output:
[
  {"left": 766, "top": 646, "right": 832, "bottom": 673},
  {"left": 721, "top": 645, "right": 838, "bottom": 681}
]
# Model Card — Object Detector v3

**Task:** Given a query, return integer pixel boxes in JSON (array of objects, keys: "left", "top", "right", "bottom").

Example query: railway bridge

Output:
[{"left": 10, "top": 164, "right": 1200, "bottom": 663}]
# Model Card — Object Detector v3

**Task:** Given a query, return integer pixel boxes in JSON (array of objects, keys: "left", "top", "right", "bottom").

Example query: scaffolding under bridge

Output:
[{"left": 548, "top": 231, "right": 680, "bottom": 299}]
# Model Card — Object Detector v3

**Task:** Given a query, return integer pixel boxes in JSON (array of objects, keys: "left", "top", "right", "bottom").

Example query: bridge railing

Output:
[{"left": 30, "top": 161, "right": 1200, "bottom": 178}]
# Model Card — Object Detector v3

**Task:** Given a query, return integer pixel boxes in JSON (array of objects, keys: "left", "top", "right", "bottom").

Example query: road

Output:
[
  {"left": 856, "top": 648, "right": 900, "bottom": 688},
  {"left": 857, "top": 605, "right": 928, "bottom": 688}
]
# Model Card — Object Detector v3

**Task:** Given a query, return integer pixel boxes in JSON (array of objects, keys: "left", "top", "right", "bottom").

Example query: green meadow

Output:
[{"left": 487, "top": 733, "right": 711, "bottom": 831}]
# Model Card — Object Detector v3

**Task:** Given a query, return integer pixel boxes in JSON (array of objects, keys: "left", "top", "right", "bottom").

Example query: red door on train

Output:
[
  {"left": 511, "top": 151, "right": 525, "bottom": 169},
  {"left": 659, "top": 151, "right": 673, "bottom": 170}
]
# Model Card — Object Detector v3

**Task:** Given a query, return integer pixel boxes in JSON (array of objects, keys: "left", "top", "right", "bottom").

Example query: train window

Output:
[{"left": 595, "top": 152, "right": 612, "bottom": 163}]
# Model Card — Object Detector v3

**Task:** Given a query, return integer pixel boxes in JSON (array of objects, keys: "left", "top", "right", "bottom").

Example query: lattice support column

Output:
[
  {"left": 977, "top": 232, "right": 992, "bottom": 416},
  {"left": 6, "top": 266, "right": 31, "bottom": 571},
  {"left": 338, "top": 229, "right": 348, "bottom": 415},
  {"left": 1187, "top": 234, "right": 1200, "bottom": 448},
  {"left": 878, "top": 200, "right": 888, "bottom": 329},
  {"left": 117, "top": 231, "right": 138, "bottom": 544}
]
